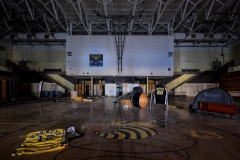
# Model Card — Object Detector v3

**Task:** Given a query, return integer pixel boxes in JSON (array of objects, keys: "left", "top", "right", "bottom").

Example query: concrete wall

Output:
[
  {"left": 5, "top": 34, "right": 232, "bottom": 74},
  {"left": 11, "top": 45, "right": 229, "bottom": 73},
  {"left": 229, "top": 40, "right": 240, "bottom": 66},
  {"left": 66, "top": 35, "right": 174, "bottom": 76},
  {"left": 174, "top": 46, "right": 228, "bottom": 72},
  {"left": 21, "top": 82, "right": 65, "bottom": 97},
  {"left": 0, "top": 40, "right": 13, "bottom": 60},
  {"left": 175, "top": 83, "right": 219, "bottom": 97},
  {"left": 104, "top": 83, "right": 141, "bottom": 96},
  {"left": 12, "top": 45, "right": 66, "bottom": 71}
]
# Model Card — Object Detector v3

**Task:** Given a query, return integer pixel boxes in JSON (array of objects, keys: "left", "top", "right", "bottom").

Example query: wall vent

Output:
[
  {"left": 209, "top": 34, "right": 214, "bottom": 38},
  {"left": 27, "top": 34, "right": 32, "bottom": 39},
  {"left": 191, "top": 34, "right": 196, "bottom": 39},
  {"left": 45, "top": 35, "right": 49, "bottom": 39}
]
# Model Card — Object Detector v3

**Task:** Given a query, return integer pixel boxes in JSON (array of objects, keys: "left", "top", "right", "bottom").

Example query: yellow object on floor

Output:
[
  {"left": 12, "top": 129, "right": 66, "bottom": 156},
  {"left": 168, "top": 105, "right": 183, "bottom": 109},
  {"left": 74, "top": 96, "right": 83, "bottom": 101},
  {"left": 83, "top": 98, "right": 94, "bottom": 101}
]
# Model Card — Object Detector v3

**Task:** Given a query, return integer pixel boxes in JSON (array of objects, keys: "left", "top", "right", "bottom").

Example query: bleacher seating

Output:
[
  {"left": 44, "top": 69, "right": 62, "bottom": 72},
  {"left": 220, "top": 71, "right": 240, "bottom": 93},
  {"left": 182, "top": 69, "right": 199, "bottom": 73}
]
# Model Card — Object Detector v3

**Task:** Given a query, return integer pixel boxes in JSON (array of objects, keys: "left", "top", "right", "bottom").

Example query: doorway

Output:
[{"left": 116, "top": 83, "right": 122, "bottom": 97}]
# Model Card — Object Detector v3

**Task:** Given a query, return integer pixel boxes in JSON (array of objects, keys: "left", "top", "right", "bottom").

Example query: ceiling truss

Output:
[{"left": 0, "top": 0, "right": 239, "bottom": 47}]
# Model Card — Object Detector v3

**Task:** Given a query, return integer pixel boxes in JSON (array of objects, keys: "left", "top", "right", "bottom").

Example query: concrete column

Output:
[
  {"left": 146, "top": 77, "right": 149, "bottom": 96},
  {"left": 91, "top": 76, "right": 93, "bottom": 96}
]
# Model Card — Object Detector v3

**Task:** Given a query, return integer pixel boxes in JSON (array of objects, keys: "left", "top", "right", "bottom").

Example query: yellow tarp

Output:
[{"left": 12, "top": 128, "right": 66, "bottom": 156}]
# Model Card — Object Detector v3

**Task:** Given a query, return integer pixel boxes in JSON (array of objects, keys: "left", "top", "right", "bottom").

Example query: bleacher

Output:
[{"left": 220, "top": 71, "right": 240, "bottom": 96}]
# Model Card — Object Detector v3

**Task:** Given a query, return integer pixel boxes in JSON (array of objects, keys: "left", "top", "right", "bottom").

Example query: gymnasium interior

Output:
[{"left": 0, "top": 0, "right": 240, "bottom": 159}]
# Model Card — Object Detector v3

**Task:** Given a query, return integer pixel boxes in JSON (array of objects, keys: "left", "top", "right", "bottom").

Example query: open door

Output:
[
  {"left": 116, "top": 83, "right": 122, "bottom": 97},
  {"left": 85, "top": 84, "right": 92, "bottom": 96},
  {"left": 148, "top": 84, "right": 155, "bottom": 96},
  {"left": 76, "top": 84, "right": 84, "bottom": 95},
  {"left": 96, "top": 84, "right": 103, "bottom": 96},
  {"left": 1, "top": 79, "right": 6, "bottom": 100}
]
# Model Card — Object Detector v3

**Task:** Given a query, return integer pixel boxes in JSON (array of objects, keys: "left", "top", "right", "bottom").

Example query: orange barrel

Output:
[{"left": 131, "top": 93, "right": 148, "bottom": 108}]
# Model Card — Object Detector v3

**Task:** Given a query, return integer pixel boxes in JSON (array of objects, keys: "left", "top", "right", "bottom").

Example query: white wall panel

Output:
[
  {"left": 175, "top": 83, "right": 219, "bottom": 97},
  {"left": 23, "top": 83, "right": 65, "bottom": 97},
  {"left": 0, "top": 40, "right": 13, "bottom": 60},
  {"left": 66, "top": 35, "right": 174, "bottom": 76},
  {"left": 66, "top": 35, "right": 117, "bottom": 76},
  {"left": 123, "top": 36, "right": 173, "bottom": 76},
  {"left": 105, "top": 84, "right": 117, "bottom": 96},
  {"left": 127, "top": 84, "right": 141, "bottom": 93},
  {"left": 174, "top": 46, "right": 227, "bottom": 71},
  {"left": 12, "top": 45, "right": 66, "bottom": 71},
  {"left": 229, "top": 40, "right": 240, "bottom": 66}
]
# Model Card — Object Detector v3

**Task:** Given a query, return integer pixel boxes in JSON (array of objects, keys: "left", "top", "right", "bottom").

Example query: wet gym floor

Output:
[{"left": 0, "top": 96, "right": 240, "bottom": 160}]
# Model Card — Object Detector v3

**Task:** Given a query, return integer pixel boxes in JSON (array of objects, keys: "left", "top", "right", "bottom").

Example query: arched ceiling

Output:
[{"left": 0, "top": 0, "right": 240, "bottom": 47}]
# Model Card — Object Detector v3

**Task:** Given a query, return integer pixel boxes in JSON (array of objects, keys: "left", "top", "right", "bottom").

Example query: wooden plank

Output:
[{"left": 74, "top": 96, "right": 83, "bottom": 101}]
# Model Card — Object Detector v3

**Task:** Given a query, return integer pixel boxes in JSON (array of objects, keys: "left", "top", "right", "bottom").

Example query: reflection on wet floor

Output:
[
  {"left": 168, "top": 105, "right": 184, "bottom": 109},
  {"left": 0, "top": 96, "right": 240, "bottom": 160}
]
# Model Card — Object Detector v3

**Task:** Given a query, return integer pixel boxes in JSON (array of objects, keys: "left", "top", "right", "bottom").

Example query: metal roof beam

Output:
[
  {"left": 176, "top": 15, "right": 197, "bottom": 45},
  {"left": 68, "top": 0, "right": 89, "bottom": 34},
  {"left": 33, "top": 0, "right": 67, "bottom": 31},
  {"left": 182, "top": 0, "right": 189, "bottom": 20},
  {"left": 230, "top": 0, "right": 240, "bottom": 20},
  {"left": 192, "top": 0, "right": 238, "bottom": 42},
  {"left": 51, "top": 0, "right": 58, "bottom": 20},
  {"left": 53, "top": 0, "right": 70, "bottom": 33},
  {"left": 25, "top": 0, "right": 34, "bottom": 20},
  {"left": 206, "top": 0, "right": 236, "bottom": 21},
  {"left": 195, "top": 24, "right": 222, "bottom": 44},
  {"left": 129, "top": 0, "right": 137, "bottom": 34},
  {"left": 49, "top": 33, "right": 65, "bottom": 47},
  {"left": 173, "top": 0, "right": 202, "bottom": 32},
  {"left": 231, "top": 16, "right": 238, "bottom": 30},
  {"left": 190, "top": 14, "right": 196, "bottom": 32},
  {"left": 150, "top": 0, "right": 170, "bottom": 35},
  {"left": 167, "top": 0, "right": 188, "bottom": 25},
  {"left": 169, "top": 14, "right": 175, "bottom": 35},
  {"left": 43, "top": 13, "right": 50, "bottom": 33},
  {"left": 6, "top": 1, "right": 49, "bottom": 33},
  {"left": 102, "top": 0, "right": 111, "bottom": 34},
  {"left": 3, "top": 18, "right": 10, "bottom": 30},
  {"left": 0, "top": 0, "right": 10, "bottom": 20},
  {"left": 5, "top": 0, "right": 25, "bottom": 15},
  {"left": 206, "top": 0, "right": 215, "bottom": 20}
]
